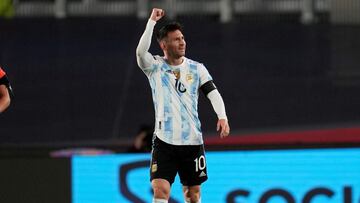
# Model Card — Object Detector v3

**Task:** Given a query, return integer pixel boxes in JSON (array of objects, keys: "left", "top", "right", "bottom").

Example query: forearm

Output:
[
  {"left": 136, "top": 19, "right": 156, "bottom": 69},
  {"left": 207, "top": 89, "right": 227, "bottom": 120},
  {"left": 0, "top": 85, "right": 10, "bottom": 113}
]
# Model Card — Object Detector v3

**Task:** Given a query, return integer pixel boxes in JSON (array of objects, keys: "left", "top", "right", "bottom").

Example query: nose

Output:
[{"left": 180, "top": 39, "right": 186, "bottom": 46}]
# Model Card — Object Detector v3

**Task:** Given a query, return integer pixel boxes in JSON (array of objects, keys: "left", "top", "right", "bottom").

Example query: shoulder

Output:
[
  {"left": 185, "top": 58, "right": 207, "bottom": 71},
  {"left": 153, "top": 55, "right": 165, "bottom": 63},
  {"left": 186, "top": 58, "right": 203, "bottom": 66},
  {"left": 141, "top": 55, "right": 164, "bottom": 74}
]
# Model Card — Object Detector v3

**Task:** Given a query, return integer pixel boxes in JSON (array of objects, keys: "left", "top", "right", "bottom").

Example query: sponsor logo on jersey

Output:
[{"left": 199, "top": 171, "right": 207, "bottom": 177}]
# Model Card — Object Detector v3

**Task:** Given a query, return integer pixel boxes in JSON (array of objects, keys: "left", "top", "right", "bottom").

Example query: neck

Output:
[{"left": 164, "top": 55, "right": 184, "bottom": 66}]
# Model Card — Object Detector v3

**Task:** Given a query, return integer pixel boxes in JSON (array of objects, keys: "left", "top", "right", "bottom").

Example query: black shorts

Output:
[{"left": 150, "top": 137, "right": 208, "bottom": 186}]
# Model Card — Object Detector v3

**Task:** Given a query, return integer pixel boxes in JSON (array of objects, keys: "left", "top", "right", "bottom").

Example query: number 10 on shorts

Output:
[{"left": 194, "top": 155, "right": 206, "bottom": 172}]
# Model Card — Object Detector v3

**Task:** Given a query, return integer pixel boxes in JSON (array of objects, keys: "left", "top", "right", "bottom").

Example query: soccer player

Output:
[
  {"left": 136, "top": 8, "right": 230, "bottom": 203},
  {"left": 0, "top": 67, "right": 11, "bottom": 113}
]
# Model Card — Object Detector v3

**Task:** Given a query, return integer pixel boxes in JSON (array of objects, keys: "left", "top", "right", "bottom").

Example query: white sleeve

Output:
[
  {"left": 136, "top": 19, "right": 157, "bottom": 70},
  {"left": 198, "top": 64, "right": 213, "bottom": 86},
  {"left": 207, "top": 89, "right": 228, "bottom": 120}
]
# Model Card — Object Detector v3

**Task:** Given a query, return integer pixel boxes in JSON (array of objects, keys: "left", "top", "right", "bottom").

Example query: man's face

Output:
[{"left": 162, "top": 30, "right": 186, "bottom": 59}]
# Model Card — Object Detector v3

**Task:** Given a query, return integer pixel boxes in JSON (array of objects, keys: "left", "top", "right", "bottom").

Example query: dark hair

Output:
[{"left": 156, "top": 22, "right": 183, "bottom": 42}]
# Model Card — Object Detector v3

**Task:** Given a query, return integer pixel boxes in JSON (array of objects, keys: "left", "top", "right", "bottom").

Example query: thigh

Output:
[
  {"left": 178, "top": 145, "right": 208, "bottom": 186},
  {"left": 150, "top": 137, "right": 178, "bottom": 185}
]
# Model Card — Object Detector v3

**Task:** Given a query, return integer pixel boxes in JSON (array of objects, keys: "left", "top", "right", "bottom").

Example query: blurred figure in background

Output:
[
  {"left": 128, "top": 124, "right": 153, "bottom": 153},
  {"left": 0, "top": 67, "right": 12, "bottom": 113}
]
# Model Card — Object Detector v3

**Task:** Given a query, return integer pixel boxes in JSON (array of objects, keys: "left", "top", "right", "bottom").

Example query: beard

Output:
[{"left": 172, "top": 49, "right": 185, "bottom": 58}]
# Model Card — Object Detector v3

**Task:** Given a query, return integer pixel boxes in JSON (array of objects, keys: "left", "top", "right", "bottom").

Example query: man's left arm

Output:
[{"left": 201, "top": 80, "right": 230, "bottom": 138}]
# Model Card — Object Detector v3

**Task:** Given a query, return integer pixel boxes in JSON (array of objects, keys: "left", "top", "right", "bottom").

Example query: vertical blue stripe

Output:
[
  {"left": 189, "top": 63, "right": 201, "bottom": 133},
  {"left": 149, "top": 76, "right": 157, "bottom": 116},
  {"left": 189, "top": 63, "right": 198, "bottom": 95},
  {"left": 180, "top": 102, "right": 190, "bottom": 142},
  {"left": 161, "top": 65, "right": 173, "bottom": 141}
]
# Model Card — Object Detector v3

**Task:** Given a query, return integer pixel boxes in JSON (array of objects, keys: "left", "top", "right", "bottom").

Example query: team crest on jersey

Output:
[{"left": 186, "top": 74, "right": 193, "bottom": 84}]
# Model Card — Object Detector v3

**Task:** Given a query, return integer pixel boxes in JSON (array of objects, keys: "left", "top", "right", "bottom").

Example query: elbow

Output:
[
  {"left": 135, "top": 49, "right": 147, "bottom": 68},
  {"left": 135, "top": 51, "right": 142, "bottom": 67},
  {"left": 0, "top": 96, "right": 10, "bottom": 113},
  {"left": 136, "top": 46, "right": 144, "bottom": 58},
  {"left": 5, "top": 97, "right": 10, "bottom": 110}
]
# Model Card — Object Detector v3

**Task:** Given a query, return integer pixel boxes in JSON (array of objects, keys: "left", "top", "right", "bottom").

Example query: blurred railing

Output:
[
  {"left": 10, "top": 0, "right": 360, "bottom": 24},
  {"left": 12, "top": 0, "right": 329, "bottom": 24}
]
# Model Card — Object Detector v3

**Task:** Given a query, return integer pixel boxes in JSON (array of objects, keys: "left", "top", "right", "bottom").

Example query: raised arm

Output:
[{"left": 136, "top": 8, "right": 165, "bottom": 70}]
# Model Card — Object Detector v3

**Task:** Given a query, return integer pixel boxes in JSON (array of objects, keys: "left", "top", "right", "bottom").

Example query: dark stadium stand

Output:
[{"left": 0, "top": 16, "right": 359, "bottom": 152}]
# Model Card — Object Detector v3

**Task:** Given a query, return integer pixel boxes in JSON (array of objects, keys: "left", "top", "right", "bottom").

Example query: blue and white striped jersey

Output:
[{"left": 141, "top": 56, "right": 212, "bottom": 145}]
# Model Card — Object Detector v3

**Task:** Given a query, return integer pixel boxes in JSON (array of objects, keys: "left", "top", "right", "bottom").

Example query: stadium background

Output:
[{"left": 0, "top": 0, "right": 359, "bottom": 202}]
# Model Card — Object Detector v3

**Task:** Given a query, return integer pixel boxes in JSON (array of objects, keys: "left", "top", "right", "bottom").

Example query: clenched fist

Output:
[{"left": 150, "top": 8, "right": 165, "bottom": 21}]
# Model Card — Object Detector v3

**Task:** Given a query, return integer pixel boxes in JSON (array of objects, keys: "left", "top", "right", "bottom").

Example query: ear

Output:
[{"left": 159, "top": 41, "right": 166, "bottom": 50}]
